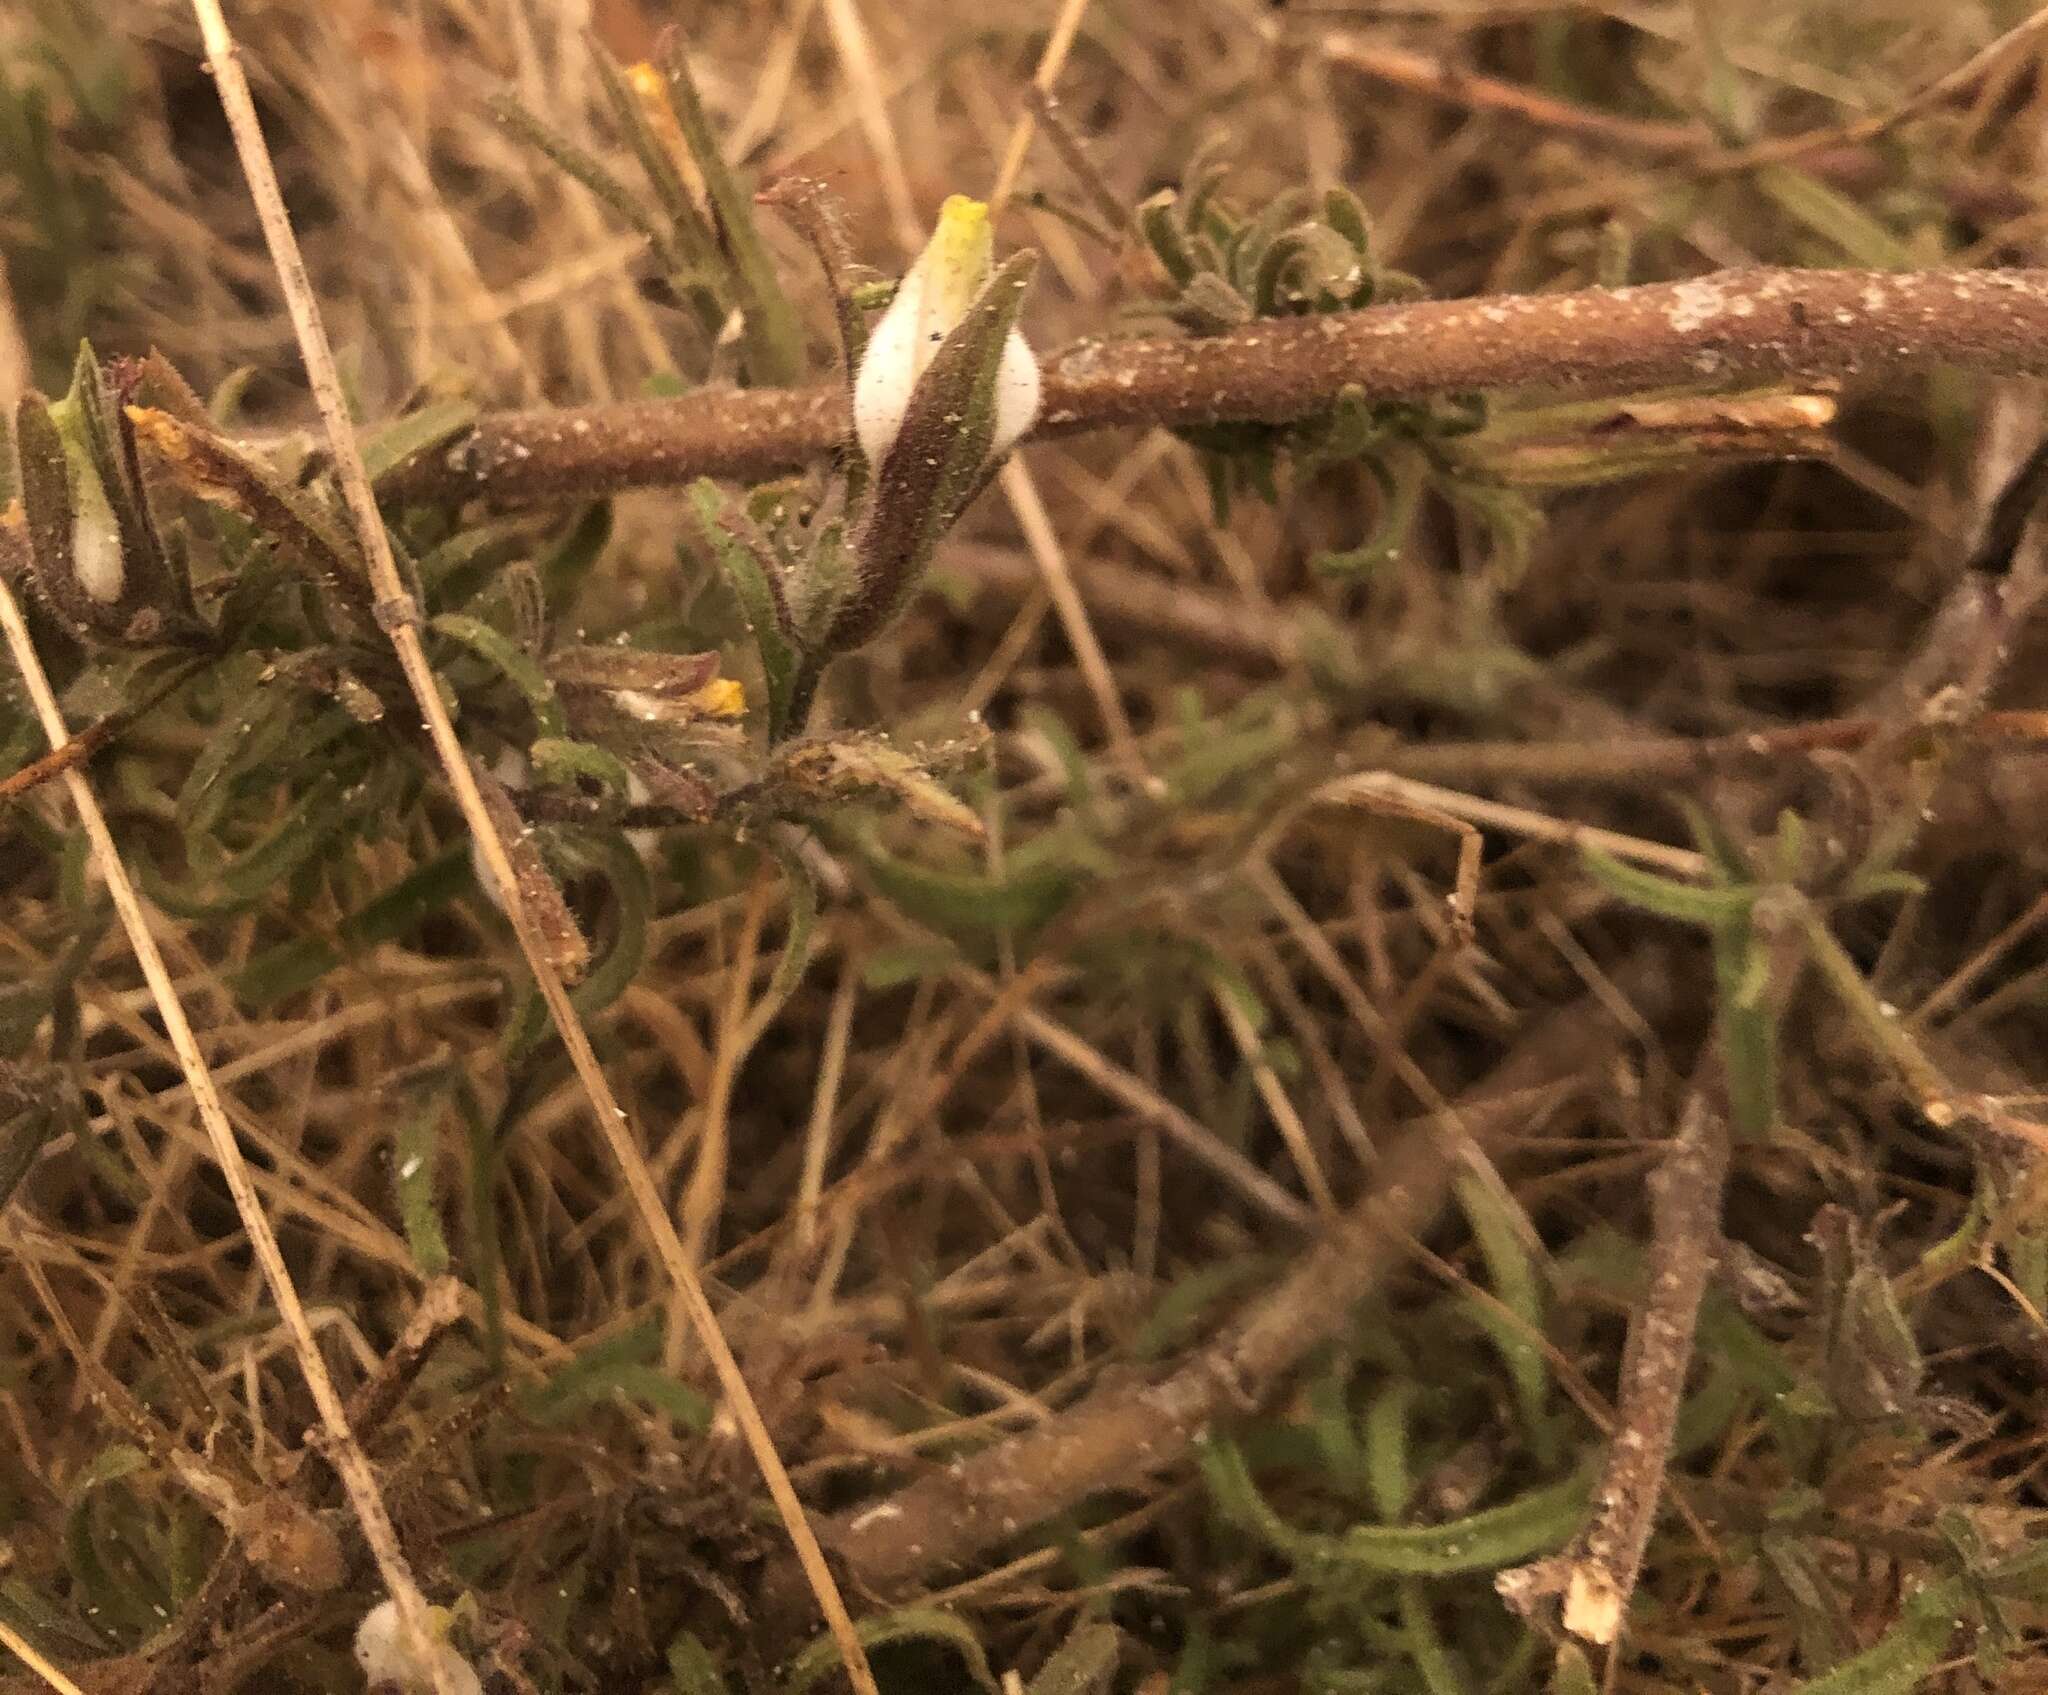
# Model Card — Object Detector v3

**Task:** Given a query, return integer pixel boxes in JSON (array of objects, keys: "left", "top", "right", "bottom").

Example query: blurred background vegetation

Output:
[{"left": 6, "top": 0, "right": 2048, "bottom": 1691}]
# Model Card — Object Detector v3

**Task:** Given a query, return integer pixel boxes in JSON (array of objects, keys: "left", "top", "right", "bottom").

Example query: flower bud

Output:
[
  {"left": 61, "top": 435, "right": 125, "bottom": 604},
  {"left": 852, "top": 195, "right": 1040, "bottom": 473},
  {"left": 353, "top": 1599, "right": 483, "bottom": 1695}
]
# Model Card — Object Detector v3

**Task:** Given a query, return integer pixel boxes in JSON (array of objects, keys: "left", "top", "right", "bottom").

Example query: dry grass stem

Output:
[{"left": 178, "top": 3, "right": 878, "bottom": 1688}]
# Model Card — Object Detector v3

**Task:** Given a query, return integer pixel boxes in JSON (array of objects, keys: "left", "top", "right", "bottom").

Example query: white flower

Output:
[
  {"left": 852, "top": 194, "right": 1040, "bottom": 473},
  {"left": 354, "top": 1599, "right": 484, "bottom": 1695}
]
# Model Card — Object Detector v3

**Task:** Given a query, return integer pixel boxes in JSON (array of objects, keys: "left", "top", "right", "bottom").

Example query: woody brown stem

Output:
[
  {"left": 382, "top": 267, "right": 2048, "bottom": 506},
  {"left": 760, "top": 984, "right": 1651, "bottom": 1617},
  {"left": 1496, "top": 1094, "right": 1730, "bottom": 1646}
]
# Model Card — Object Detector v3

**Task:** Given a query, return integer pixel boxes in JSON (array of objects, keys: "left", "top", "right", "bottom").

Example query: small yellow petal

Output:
[
  {"left": 922, "top": 195, "right": 993, "bottom": 327},
  {"left": 690, "top": 677, "right": 748, "bottom": 718},
  {"left": 625, "top": 62, "right": 704, "bottom": 203}
]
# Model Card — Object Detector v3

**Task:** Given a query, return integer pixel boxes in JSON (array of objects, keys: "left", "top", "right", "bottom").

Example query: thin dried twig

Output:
[
  {"left": 180, "top": 5, "right": 879, "bottom": 1688},
  {"left": 384, "top": 267, "right": 2048, "bottom": 505},
  {"left": 1324, "top": 6, "right": 2048, "bottom": 173},
  {"left": 987, "top": 0, "right": 1096, "bottom": 213},
  {"left": 818, "top": 0, "right": 921, "bottom": 251},
  {"left": 1704, "top": 3, "right": 2048, "bottom": 172},
  {"left": 1384, "top": 710, "right": 2048, "bottom": 788},
  {"left": 1496, "top": 1094, "right": 1729, "bottom": 1647},
  {"left": 0, "top": 1618, "right": 89, "bottom": 1695},
  {"left": 1313, "top": 772, "right": 1711, "bottom": 879},
  {"left": 1321, "top": 36, "right": 1706, "bottom": 156},
  {"left": 996, "top": 457, "right": 1148, "bottom": 782}
]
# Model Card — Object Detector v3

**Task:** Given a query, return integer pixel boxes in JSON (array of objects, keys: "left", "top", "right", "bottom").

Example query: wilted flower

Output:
[
  {"left": 354, "top": 1598, "right": 483, "bottom": 1695},
  {"left": 852, "top": 194, "right": 1040, "bottom": 473}
]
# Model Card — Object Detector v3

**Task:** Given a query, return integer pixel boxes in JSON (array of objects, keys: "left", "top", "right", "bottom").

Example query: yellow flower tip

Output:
[
  {"left": 933, "top": 196, "right": 991, "bottom": 255},
  {"left": 692, "top": 677, "right": 748, "bottom": 718},
  {"left": 936, "top": 193, "right": 990, "bottom": 232},
  {"left": 624, "top": 62, "right": 696, "bottom": 183}
]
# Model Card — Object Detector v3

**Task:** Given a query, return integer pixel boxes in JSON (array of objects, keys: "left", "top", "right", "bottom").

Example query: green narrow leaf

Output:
[
  {"left": 555, "top": 828, "right": 651, "bottom": 1021},
  {"left": 64, "top": 1445, "right": 157, "bottom": 1644},
  {"left": 1398, "top": 1582, "right": 1472, "bottom": 1695},
  {"left": 1361, "top": 1379, "right": 1423, "bottom": 1523},
  {"left": 1713, "top": 917, "right": 1779, "bottom": 1137},
  {"left": 754, "top": 839, "right": 818, "bottom": 1027},
  {"left": 783, "top": 1606, "right": 998, "bottom": 1695},
  {"left": 1201, "top": 1439, "right": 1589, "bottom": 1576},
  {"left": 667, "top": 1633, "right": 732, "bottom": 1695},
  {"left": 520, "top": 1316, "right": 712, "bottom": 1432},
  {"left": 1130, "top": 1255, "right": 1272, "bottom": 1362},
  {"left": 853, "top": 830, "right": 1083, "bottom": 947},
  {"left": 461, "top": 1086, "right": 504, "bottom": 1370},
  {"left": 231, "top": 842, "right": 471, "bottom": 1007},
  {"left": 1313, "top": 452, "right": 1423, "bottom": 578},
  {"left": 145, "top": 774, "right": 360, "bottom": 921},
  {"left": 1549, "top": 1644, "right": 1599, "bottom": 1695},
  {"left": 1788, "top": 1581, "right": 1964, "bottom": 1695},
  {"left": 484, "top": 89, "right": 678, "bottom": 264},
  {"left": 430, "top": 610, "right": 567, "bottom": 737},
  {"left": 1756, "top": 165, "right": 1916, "bottom": 271},
  {"left": 1025, "top": 1622, "right": 1119, "bottom": 1695},
  {"left": 363, "top": 397, "right": 479, "bottom": 489},
  {"left": 529, "top": 736, "right": 634, "bottom": 799},
  {"left": 1454, "top": 1171, "right": 1554, "bottom": 1463},
  {"left": 540, "top": 502, "right": 614, "bottom": 605},
  {"left": 1580, "top": 846, "right": 1758, "bottom": 927},
  {"left": 652, "top": 41, "right": 807, "bottom": 385},
  {"left": 0, "top": 1080, "right": 68, "bottom": 1212},
  {"left": 1137, "top": 191, "right": 1196, "bottom": 285},
  {"left": 393, "top": 1093, "right": 452, "bottom": 1276}
]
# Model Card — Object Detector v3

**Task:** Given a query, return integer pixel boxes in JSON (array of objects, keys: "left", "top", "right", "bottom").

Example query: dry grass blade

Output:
[
  {"left": 0, "top": 1618, "right": 88, "bottom": 1695},
  {"left": 987, "top": 0, "right": 1096, "bottom": 213},
  {"left": 177, "top": 4, "right": 880, "bottom": 1689}
]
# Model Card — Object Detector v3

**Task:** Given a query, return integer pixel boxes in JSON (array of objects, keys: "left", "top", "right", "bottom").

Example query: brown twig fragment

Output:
[
  {"left": 1325, "top": 8, "right": 2048, "bottom": 175},
  {"left": 384, "top": 267, "right": 2048, "bottom": 506},
  {"left": 1384, "top": 710, "right": 2048, "bottom": 788},
  {"left": 1496, "top": 1094, "right": 1729, "bottom": 1646},
  {"left": 1321, "top": 36, "right": 1706, "bottom": 157},
  {"left": 815, "top": 1108, "right": 1467, "bottom": 1594}
]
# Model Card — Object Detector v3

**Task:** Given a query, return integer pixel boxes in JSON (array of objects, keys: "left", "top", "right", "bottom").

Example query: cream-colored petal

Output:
[
  {"left": 990, "top": 326, "right": 1042, "bottom": 460},
  {"left": 852, "top": 260, "right": 928, "bottom": 471}
]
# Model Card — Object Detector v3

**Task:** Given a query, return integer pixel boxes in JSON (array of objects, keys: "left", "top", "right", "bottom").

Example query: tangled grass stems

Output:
[{"left": 179, "top": 1, "right": 879, "bottom": 1689}]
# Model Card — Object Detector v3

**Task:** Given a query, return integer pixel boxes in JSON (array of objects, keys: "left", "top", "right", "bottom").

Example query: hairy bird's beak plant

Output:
[{"left": 692, "top": 190, "right": 1041, "bottom": 743}]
